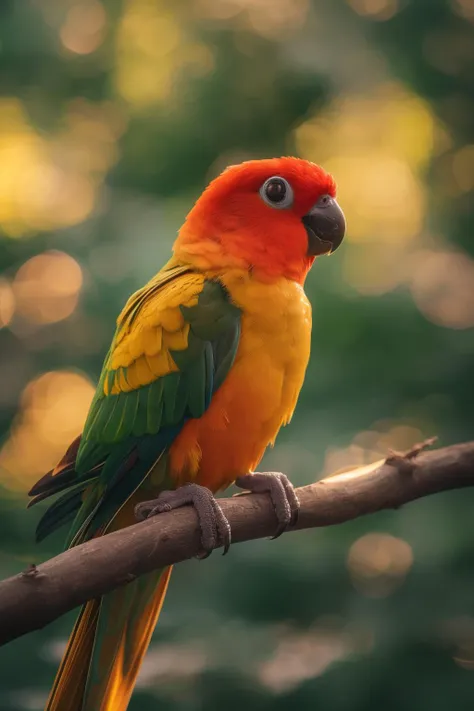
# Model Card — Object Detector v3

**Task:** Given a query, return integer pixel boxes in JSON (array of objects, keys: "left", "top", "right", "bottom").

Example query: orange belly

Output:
[
  {"left": 169, "top": 270, "right": 312, "bottom": 492},
  {"left": 169, "top": 364, "right": 285, "bottom": 491}
]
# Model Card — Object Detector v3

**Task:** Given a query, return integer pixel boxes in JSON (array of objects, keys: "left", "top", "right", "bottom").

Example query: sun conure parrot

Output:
[{"left": 28, "top": 156, "right": 345, "bottom": 711}]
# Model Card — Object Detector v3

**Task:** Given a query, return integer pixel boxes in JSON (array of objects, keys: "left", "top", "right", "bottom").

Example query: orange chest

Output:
[{"left": 169, "top": 272, "right": 312, "bottom": 491}]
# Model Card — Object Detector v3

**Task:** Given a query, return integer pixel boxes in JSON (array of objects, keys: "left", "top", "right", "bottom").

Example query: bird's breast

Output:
[{"left": 169, "top": 271, "right": 312, "bottom": 491}]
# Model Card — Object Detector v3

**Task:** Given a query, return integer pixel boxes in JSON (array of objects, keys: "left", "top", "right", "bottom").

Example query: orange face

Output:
[{"left": 174, "top": 157, "right": 345, "bottom": 283}]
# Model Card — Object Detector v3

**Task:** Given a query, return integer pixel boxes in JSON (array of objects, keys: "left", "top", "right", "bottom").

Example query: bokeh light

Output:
[
  {"left": 409, "top": 249, "right": 474, "bottom": 330},
  {"left": 60, "top": 0, "right": 107, "bottom": 55},
  {"left": 347, "top": 0, "right": 399, "bottom": 21},
  {"left": 0, "top": 371, "right": 94, "bottom": 491},
  {"left": 342, "top": 243, "right": 409, "bottom": 296},
  {"left": 259, "top": 626, "right": 351, "bottom": 693},
  {"left": 115, "top": 0, "right": 214, "bottom": 109},
  {"left": 196, "top": 0, "right": 309, "bottom": 39},
  {"left": 258, "top": 618, "right": 374, "bottom": 694},
  {"left": 0, "top": 279, "right": 15, "bottom": 328},
  {"left": 137, "top": 643, "right": 207, "bottom": 687},
  {"left": 0, "top": 97, "right": 124, "bottom": 237},
  {"left": 451, "top": 0, "right": 474, "bottom": 22},
  {"left": 347, "top": 533, "right": 414, "bottom": 598},
  {"left": 12, "top": 251, "right": 83, "bottom": 326}
]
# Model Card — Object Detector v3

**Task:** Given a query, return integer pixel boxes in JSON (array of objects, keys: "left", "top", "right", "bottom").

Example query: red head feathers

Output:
[{"left": 174, "top": 157, "right": 345, "bottom": 284}]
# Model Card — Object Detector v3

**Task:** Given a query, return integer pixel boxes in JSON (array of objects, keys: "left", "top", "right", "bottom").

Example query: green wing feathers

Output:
[
  {"left": 28, "top": 261, "right": 241, "bottom": 545},
  {"left": 77, "top": 265, "right": 241, "bottom": 470}
]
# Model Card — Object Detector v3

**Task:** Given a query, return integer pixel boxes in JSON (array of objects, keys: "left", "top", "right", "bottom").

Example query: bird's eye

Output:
[{"left": 259, "top": 176, "right": 294, "bottom": 209}]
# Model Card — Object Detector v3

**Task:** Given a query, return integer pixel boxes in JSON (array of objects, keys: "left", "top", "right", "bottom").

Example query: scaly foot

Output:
[
  {"left": 235, "top": 472, "right": 300, "bottom": 539},
  {"left": 135, "top": 483, "right": 232, "bottom": 558}
]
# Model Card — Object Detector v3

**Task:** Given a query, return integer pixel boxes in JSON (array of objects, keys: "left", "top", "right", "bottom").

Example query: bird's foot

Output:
[
  {"left": 235, "top": 472, "right": 300, "bottom": 539},
  {"left": 135, "top": 483, "right": 231, "bottom": 559}
]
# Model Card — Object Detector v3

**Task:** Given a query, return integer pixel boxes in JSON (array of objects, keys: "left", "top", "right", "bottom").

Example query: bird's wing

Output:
[
  {"left": 78, "top": 260, "right": 241, "bottom": 467},
  {"left": 29, "top": 258, "right": 241, "bottom": 543}
]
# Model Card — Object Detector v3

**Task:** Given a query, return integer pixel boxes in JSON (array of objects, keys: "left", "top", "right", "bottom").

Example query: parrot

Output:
[{"left": 28, "top": 156, "right": 345, "bottom": 711}]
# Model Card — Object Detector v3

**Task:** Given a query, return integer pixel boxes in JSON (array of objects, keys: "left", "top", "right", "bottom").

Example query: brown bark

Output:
[{"left": 0, "top": 440, "right": 473, "bottom": 646}]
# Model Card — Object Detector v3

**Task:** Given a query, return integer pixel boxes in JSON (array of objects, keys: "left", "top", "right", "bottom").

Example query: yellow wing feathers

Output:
[{"left": 104, "top": 268, "right": 205, "bottom": 395}]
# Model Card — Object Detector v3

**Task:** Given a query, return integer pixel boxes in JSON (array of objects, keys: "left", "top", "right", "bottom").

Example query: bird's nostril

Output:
[{"left": 317, "top": 194, "right": 331, "bottom": 208}]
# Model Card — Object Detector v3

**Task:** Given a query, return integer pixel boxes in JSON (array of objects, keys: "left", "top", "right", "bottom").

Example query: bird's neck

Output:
[{"left": 173, "top": 232, "right": 313, "bottom": 286}]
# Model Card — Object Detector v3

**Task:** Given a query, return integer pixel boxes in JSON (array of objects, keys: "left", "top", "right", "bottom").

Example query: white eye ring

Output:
[{"left": 259, "top": 176, "right": 294, "bottom": 209}]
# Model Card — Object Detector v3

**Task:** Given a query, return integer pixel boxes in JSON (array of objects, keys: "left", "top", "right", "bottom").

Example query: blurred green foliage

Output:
[{"left": 0, "top": 0, "right": 474, "bottom": 709}]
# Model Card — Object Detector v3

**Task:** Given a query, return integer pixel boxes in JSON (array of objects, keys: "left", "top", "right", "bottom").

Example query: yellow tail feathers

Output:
[{"left": 46, "top": 567, "right": 173, "bottom": 711}]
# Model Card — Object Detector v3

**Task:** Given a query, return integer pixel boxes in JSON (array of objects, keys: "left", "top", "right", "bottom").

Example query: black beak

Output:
[{"left": 302, "top": 195, "right": 346, "bottom": 256}]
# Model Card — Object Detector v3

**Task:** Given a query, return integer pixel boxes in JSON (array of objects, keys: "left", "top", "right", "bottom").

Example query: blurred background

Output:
[{"left": 0, "top": 0, "right": 474, "bottom": 708}]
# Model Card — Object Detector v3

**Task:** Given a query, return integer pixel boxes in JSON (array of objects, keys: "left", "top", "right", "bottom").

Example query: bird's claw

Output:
[
  {"left": 135, "top": 483, "right": 232, "bottom": 558},
  {"left": 234, "top": 472, "right": 300, "bottom": 539}
]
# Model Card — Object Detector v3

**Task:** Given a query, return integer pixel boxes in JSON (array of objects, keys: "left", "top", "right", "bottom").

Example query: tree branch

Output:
[{"left": 1, "top": 440, "right": 473, "bottom": 646}]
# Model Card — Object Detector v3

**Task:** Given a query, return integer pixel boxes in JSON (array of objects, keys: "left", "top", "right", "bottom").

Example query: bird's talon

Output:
[
  {"left": 135, "top": 483, "right": 231, "bottom": 558},
  {"left": 134, "top": 502, "right": 150, "bottom": 521},
  {"left": 270, "top": 523, "right": 287, "bottom": 540},
  {"left": 290, "top": 507, "right": 299, "bottom": 527},
  {"left": 235, "top": 471, "right": 299, "bottom": 538}
]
